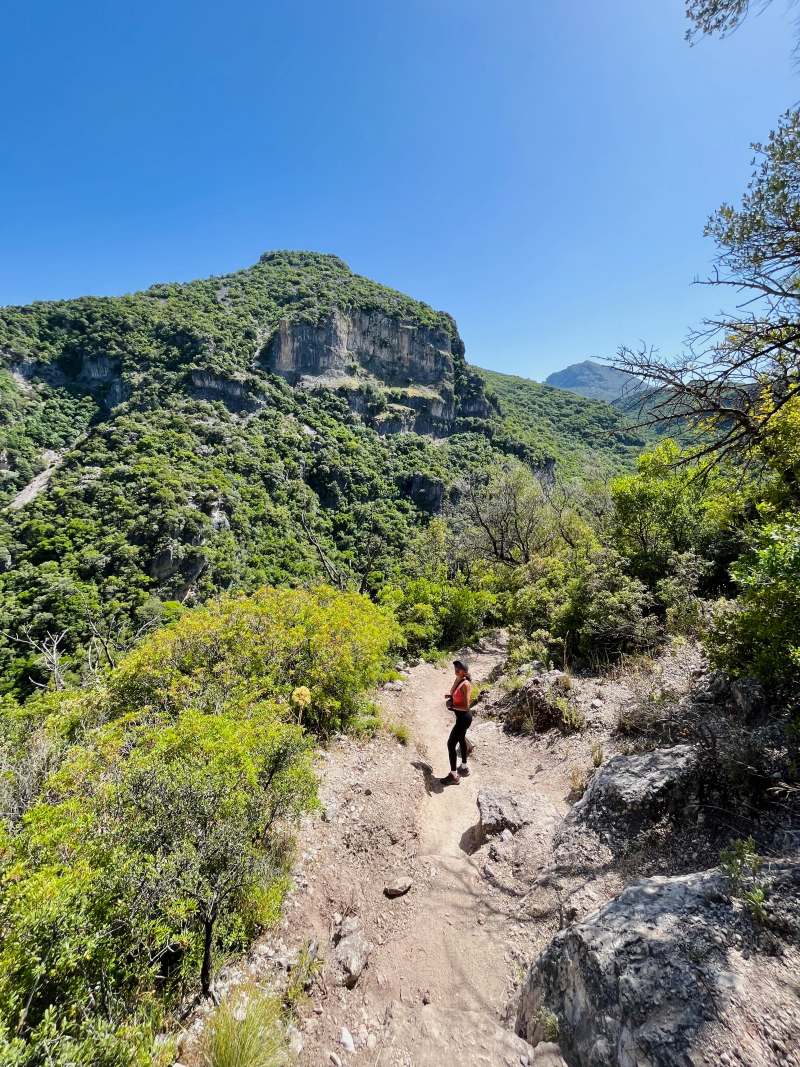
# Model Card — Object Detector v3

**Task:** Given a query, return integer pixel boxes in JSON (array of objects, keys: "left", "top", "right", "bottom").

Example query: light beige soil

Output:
[{"left": 272, "top": 635, "right": 571, "bottom": 1065}]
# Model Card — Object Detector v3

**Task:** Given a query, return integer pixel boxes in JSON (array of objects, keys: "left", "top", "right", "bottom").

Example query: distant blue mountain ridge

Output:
[{"left": 545, "top": 360, "right": 643, "bottom": 404}]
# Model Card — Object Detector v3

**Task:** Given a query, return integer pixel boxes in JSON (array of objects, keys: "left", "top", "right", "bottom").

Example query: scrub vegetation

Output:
[{"left": 1, "top": 97, "right": 800, "bottom": 1067}]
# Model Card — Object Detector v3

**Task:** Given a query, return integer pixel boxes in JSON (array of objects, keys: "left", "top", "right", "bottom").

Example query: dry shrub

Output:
[
  {"left": 202, "top": 987, "right": 288, "bottom": 1067},
  {"left": 506, "top": 673, "right": 585, "bottom": 734},
  {"left": 568, "top": 765, "right": 589, "bottom": 799}
]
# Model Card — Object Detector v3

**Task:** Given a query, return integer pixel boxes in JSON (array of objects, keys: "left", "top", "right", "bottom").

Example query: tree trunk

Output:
[{"left": 201, "top": 915, "right": 215, "bottom": 998}]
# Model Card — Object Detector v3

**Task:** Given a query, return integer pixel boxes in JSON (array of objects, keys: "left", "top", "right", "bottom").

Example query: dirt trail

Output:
[
  {"left": 278, "top": 636, "right": 570, "bottom": 1065},
  {"left": 6, "top": 450, "right": 62, "bottom": 511},
  {"left": 180, "top": 636, "right": 788, "bottom": 1067},
  {"left": 396, "top": 656, "right": 521, "bottom": 1015},
  {"left": 180, "top": 638, "right": 570, "bottom": 1064}
]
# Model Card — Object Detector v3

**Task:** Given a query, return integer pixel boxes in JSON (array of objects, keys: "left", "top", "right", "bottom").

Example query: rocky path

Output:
[
  {"left": 6, "top": 449, "right": 62, "bottom": 511},
  {"left": 176, "top": 638, "right": 800, "bottom": 1067},
  {"left": 279, "top": 637, "right": 568, "bottom": 1066},
  {"left": 386, "top": 654, "right": 515, "bottom": 1016}
]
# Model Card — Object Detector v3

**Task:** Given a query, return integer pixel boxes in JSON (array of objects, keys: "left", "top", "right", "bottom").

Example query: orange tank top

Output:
[{"left": 452, "top": 678, "right": 471, "bottom": 711}]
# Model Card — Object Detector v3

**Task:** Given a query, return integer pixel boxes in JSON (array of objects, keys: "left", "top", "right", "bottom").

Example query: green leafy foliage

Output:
[
  {"left": 507, "top": 550, "right": 660, "bottom": 665},
  {"left": 0, "top": 584, "right": 394, "bottom": 1065},
  {"left": 109, "top": 585, "right": 399, "bottom": 734},
  {"left": 720, "top": 836, "right": 767, "bottom": 922},
  {"left": 379, "top": 578, "right": 496, "bottom": 657},
  {"left": 479, "top": 367, "right": 652, "bottom": 477},
  {"left": 611, "top": 440, "right": 745, "bottom": 589},
  {"left": 708, "top": 516, "right": 800, "bottom": 685},
  {"left": 0, "top": 371, "right": 96, "bottom": 504},
  {"left": 656, "top": 551, "right": 710, "bottom": 636}
]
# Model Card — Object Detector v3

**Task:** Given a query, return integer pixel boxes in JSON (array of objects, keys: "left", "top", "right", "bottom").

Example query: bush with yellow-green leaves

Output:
[{"left": 0, "top": 585, "right": 394, "bottom": 1066}]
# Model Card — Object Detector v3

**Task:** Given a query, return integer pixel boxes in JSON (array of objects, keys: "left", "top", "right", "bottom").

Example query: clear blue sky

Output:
[{"left": 1, "top": 1, "right": 796, "bottom": 379}]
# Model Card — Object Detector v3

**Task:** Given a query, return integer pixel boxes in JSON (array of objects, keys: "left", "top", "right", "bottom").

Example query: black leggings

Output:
[{"left": 447, "top": 712, "right": 473, "bottom": 772}]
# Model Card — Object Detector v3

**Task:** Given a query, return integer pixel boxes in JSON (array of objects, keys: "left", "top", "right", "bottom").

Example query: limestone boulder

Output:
[
  {"left": 478, "top": 788, "right": 560, "bottom": 838},
  {"left": 516, "top": 862, "right": 800, "bottom": 1067},
  {"left": 569, "top": 744, "right": 701, "bottom": 840}
]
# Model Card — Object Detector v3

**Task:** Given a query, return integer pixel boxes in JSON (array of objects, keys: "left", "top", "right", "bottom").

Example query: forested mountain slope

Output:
[
  {"left": 479, "top": 367, "right": 650, "bottom": 476},
  {"left": 0, "top": 251, "right": 644, "bottom": 691}
]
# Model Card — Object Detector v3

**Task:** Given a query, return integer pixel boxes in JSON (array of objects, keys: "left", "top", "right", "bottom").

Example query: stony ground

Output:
[
  {"left": 281, "top": 633, "right": 571, "bottom": 1065},
  {"left": 175, "top": 636, "right": 800, "bottom": 1067}
]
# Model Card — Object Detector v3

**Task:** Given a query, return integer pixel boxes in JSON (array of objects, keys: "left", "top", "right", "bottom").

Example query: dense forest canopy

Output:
[{"left": 0, "top": 251, "right": 655, "bottom": 695}]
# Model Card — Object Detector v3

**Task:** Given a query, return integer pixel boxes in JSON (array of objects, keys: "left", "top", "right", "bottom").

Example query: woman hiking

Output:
[{"left": 440, "top": 659, "right": 474, "bottom": 785}]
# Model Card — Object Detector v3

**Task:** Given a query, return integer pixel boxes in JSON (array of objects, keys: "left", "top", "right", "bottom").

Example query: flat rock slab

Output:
[
  {"left": 478, "top": 787, "right": 560, "bottom": 837},
  {"left": 382, "top": 1002, "right": 547, "bottom": 1066}
]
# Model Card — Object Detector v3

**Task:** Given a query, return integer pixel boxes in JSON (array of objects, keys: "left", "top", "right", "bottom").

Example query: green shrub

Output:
[
  {"left": 387, "top": 721, "right": 411, "bottom": 745},
  {"left": 0, "top": 705, "right": 314, "bottom": 1053},
  {"left": 720, "top": 837, "right": 767, "bottom": 922},
  {"left": 500, "top": 672, "right": 526, "bottom": 694},
  {"left": 509, "top": 557, "right": 570, "bottom": 637},
  {"left": 379, "top": 578, "right": 495, "bottom": 656},
  {"left": 283, "top": 942, "right": 322, "bottom": 1013},
  {"left": 720, "top": 836, "right": 762, "bottom": 891},
  {"left": 506, "top": 629, "right": 554, "bottom": 670},
  {"left": 656, "top": 551, "right": 710, "bottom": 636},
  {"left": 109, "top": 585, "right": 399, "bottom": 734},
  {"left": 0, "top": 584, "right": 400, "bottom": 1063},
  {"left": 611, "top": 441, "right": 744, "bottom": 589},
  {"left": 707, "top": 517, "right": 800, "bottom": 685},
  {"left": 533, "top": 1007, "right": 560, "bottom": 1043},
  {"left": 554, "top": 695, "right": 585, "bottom": 732},
  {"left": 350, "top": 701, "right": 382, "bottom": 737},
  {"left": 510, "top": 550, "right": 660, "bottom": 665},
  {"left": 557, "top": 550, "right": 661, "bottom": 662}
]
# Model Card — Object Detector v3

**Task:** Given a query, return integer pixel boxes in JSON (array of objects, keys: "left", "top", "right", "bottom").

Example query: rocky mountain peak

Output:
[{"left": 545, "top": 359, "right": 642, "bottom": 404}]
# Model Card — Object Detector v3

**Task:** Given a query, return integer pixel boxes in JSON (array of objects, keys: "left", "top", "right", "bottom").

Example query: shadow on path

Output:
[
  {"left": 411, "top": 759, "right": 444, "bottom": 795},
  {"left": 459, "top": 822, "right": 484, "bottom": 855}
]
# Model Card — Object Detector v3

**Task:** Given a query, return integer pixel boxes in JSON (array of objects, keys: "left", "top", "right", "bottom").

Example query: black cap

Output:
[{"left": 453, "top": 659, "right": 468, "bottom": 671}]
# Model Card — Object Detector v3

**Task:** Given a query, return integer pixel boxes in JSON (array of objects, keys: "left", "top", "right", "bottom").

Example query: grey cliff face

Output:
[
  {"left": 262, "top": 309, "right": 455, "bottom": 388},
  {"left": 259, "top": 308, "right": 486, "bottom": 437},
  {"left": 187, "top": 370, "right": 264, "bottom": 413},
  {"left": 11, "top": 355, "right": 127, "bottom": 409}
]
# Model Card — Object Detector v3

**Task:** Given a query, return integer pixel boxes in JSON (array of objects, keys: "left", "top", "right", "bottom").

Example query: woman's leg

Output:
[
  {"left": 458, "top": 713, "right": 473, "bottom": 769},
  {"left": 447, "top": 721, "right": 460, "bottom": 773}
]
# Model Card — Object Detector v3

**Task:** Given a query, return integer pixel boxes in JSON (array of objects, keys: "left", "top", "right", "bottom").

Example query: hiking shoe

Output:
[
  {"left": 439, "top": 773, "right": 460, "bottom": 786},
  {"left": 458, "top": 764, "right": 470, "bottom": 776}
]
